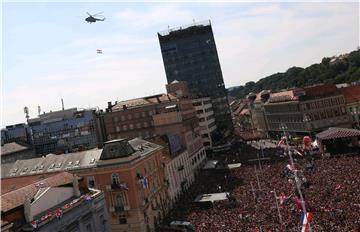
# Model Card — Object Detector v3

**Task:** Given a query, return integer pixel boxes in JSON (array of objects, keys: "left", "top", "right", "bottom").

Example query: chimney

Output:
[
  {"left": 122, "top": 105, "right": 127, "bottom": 110},
  {"left": 73, "top": 175, "right": 81, "bottom": 197},
  {"left": 24, "top": 197, "right": 33, "bottom": 222},
  {"left": 107, "top": 101, "right": 112, "bottom": 111}
]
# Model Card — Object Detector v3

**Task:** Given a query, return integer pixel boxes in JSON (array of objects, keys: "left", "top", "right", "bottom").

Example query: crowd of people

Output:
[{"left": 163, "top": 140, "right": 360, "bottom": 232}]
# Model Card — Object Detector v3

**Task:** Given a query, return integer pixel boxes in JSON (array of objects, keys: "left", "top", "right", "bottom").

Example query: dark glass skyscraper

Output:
[{"left": 158, "top": 20, "right": 233, "bottom": 132}]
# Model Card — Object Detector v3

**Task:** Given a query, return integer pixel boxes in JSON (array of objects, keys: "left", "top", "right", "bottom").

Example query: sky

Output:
[{"left": 2, "top": 1, "right": 359, "bottom": 126}]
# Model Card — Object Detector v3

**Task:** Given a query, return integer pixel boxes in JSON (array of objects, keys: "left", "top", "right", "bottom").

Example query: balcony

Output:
[
  {"left": 115, "top": 205, "right": 125, "bottom": 212},
  {"left": 110, "top": 183, "right": 129, "bottom": 191}
]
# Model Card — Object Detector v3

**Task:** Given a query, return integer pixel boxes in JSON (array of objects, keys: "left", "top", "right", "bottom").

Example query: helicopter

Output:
[{"left": 85, "top": 12, "right": 105, "bottom": 23}]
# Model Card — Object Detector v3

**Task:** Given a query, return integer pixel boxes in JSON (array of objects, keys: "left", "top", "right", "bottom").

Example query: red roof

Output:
[
  {"left": 1, "top": 172, "right": 75, "bottom": 212},
  {"left": 304, "top": 84, "right": 338, "bottom": 97},
  {"left": 316, "top": 127, "right": 360, "bottom": 140},
  {"left": 339, "top": 85, "right": 360, "bottom": 104}
]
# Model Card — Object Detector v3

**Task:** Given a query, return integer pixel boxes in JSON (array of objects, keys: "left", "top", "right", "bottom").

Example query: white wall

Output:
[{"left": 30, "top": 187, "right": 74, "bottom": 218}]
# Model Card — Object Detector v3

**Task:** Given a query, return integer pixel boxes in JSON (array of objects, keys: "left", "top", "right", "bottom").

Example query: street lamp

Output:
[
  {"left": 303, "top": 114, "right": 312, "bottom": 138},
  {"left": 351, "top": 109, "right": 360, "bottom": 129},
  {"left": 271, "top": 189, "right": 284, "bottom": 229}
]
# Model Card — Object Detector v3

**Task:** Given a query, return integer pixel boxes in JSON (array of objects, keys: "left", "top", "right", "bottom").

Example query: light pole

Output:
[
  {"left": 279, "top": 123, "right": 312, "bottom": 232},
  {"left": 351, "top": 109, "right": 360, "bottom": 129},
  {"left": 271, "top": 189, "right": 284, "bottom": 230},
  {"left": 303, "top": 114, "right": 312, "bottom": 138}
]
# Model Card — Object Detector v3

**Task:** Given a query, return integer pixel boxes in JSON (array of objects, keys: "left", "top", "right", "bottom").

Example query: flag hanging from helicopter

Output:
[{"left": 96, "top": 49, "right": 103, "bottom": 54}]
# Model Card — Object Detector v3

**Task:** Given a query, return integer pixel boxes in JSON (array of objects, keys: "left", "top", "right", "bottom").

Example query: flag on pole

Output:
[
  {"left": 300, "top": 212, "right": 313, "bottom": 232},
  {"left": 277, "top": 136, "right": 286, "bottom": 146}
]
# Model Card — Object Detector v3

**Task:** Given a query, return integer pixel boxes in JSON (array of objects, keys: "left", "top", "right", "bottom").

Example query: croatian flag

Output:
[{"left": 300, "top": 212, "right": 313, "bottom": 232}]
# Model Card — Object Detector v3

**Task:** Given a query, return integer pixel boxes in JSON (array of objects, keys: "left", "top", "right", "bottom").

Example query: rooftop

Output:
[
  {"left": 338, "top": 85, "right": 360, "bottom": 104},
  {"left": 158, "top": 20, "right": 211, "bottom": 37},
  {"left": 111, "top": 94, "right": 178, "bottom": 111},
  {"left": 1, "top": 172, "right": 75, "bottom": 212},
  {"left": 194, "top": 192, "right": 229, "bottom": 203},
  {"left": 1, "top": 142, "right": 31, "bottom": 156},
  {"left": 1, "top": 138, "right": 162, "bottom": 179}
]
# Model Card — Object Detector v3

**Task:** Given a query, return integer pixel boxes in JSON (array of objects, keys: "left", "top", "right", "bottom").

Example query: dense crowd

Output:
[{"left": 164, "top": 141, "right": 360, "bottom": 232}]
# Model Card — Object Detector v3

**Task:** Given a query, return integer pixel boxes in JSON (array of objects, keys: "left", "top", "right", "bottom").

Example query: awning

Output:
[{"left": 316, "top": 127, "right": 360, "bottom": 140}]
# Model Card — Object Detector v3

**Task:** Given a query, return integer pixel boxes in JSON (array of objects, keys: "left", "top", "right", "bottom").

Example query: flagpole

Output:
[
  {"left": 280, "top": 123, "right": 312, "bottom": 232},
  {"left": 271, "top": 189, "right": 284, "bottom": 231},
  {"left": 254, "top": 165, "right": 261, "bottom": 190},
  {"left": 250, "top": 181, "right": 256, "bottom": 201}
]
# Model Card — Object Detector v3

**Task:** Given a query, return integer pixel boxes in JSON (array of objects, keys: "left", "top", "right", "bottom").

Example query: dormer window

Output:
[{"left": 56, "top": 162, "right": 62, "bottom": 168}]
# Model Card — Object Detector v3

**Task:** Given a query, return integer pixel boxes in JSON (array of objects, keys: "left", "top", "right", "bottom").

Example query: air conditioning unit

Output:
[
  {"left": 109, "top": 207, "right": 115, "bottom": 212},
  {"left": 105, "top": 185, "right": 111, "bottom": 191},
  {"left": 124, "top": 205, "right": 130, "bottom": 211}
]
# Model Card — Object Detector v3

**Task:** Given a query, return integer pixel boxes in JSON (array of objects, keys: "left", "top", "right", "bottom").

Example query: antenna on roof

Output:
[
  {"left": 193, "top": 18, "right": 195, "bottom": 24},
  {"left": 24, "top": 106, "right": 29, "bottom": 122},
  {"left": 61, "top": 98, "right": 64, "bottom": 110},
  {"left": 38, "top": 106, "right": 41, "bottom": 116}
]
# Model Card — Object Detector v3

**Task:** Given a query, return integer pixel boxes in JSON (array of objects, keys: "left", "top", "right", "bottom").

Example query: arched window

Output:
[{"left": 111, "top": 173, "right": 120, "bottom": 185}]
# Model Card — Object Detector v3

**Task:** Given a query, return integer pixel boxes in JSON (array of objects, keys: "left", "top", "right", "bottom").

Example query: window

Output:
[
  {"left": 141, "top": 111, "right": 146, "bottom": 117},
  {"left": 127, "top": 114, "right": 132, "bottom": 120},
  {"left": 143, "top": 122, "right": 148, "bottom": 127},
  {"left": 113, "top": 116, "right": 118, "bottom": 123},
  {"left": 86, "top": 224, "right": 92, "bottom": 232},
  {"left": 122, "top": 125, "right": 127, "bottom": 131},
  {"left": 136, "top": 123, "right": 141, "bottom": 129},
  {"left": 135, "top": 113, "right": 140, "bottom": 119},
  {"left": 121, "top": 115, "right": 125, "bottom": 121},
  {"left": 112, "top": 173, "right": 120, "bottom": 185},
  {"left": 87, "top": 176, "right": 95, "bottom": 188},
  {"left": 129, "top": 124, "right": 134, "bottom": 130},
  {"left": 119, "top": 215, "right": 127, "bottom": 224},
  {"left": 116, "top": 126, "right": 120, "bottom": 132}
]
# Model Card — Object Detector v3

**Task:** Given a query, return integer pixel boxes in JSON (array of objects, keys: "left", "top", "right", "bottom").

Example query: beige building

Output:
[
  {"left": 192, "top": 97, "right": 217, "bottom": 149},
  {"left": 2, "top": 138, "right": 169, "bottom": 232},
  {"left": 264, "top": 85, "right": 351, "bottom": 135}
]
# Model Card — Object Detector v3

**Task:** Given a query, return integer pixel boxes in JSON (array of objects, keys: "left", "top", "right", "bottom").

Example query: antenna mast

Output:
[{"left": 24, "top": 107, "right": 29, "bottom": 122}]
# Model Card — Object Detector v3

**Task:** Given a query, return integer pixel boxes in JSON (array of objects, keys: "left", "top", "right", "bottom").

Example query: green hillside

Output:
[{"left": 228, "top": 49, "right": 360, "bottom": 99}]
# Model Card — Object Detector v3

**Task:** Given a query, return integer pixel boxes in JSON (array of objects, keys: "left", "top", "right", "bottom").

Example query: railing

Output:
[
  {"left": 111, "top": 183, "right": 129, "bottom": 191},
  {"left": 158, "top": 20, "right": 211, "bottom": 36}
]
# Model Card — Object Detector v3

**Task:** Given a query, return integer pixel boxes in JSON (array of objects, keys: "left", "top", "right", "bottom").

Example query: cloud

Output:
[
  {"left": 214, "top": 2, "right": 358, "bottom": 87},
  {"left": 116, "top": 5, "right": 194, "bottom": 29},
  {"left": 2, "top": 2, "right": 358, "bottom": 126}
]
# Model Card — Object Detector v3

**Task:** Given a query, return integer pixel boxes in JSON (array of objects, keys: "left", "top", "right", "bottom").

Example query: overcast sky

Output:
[{"left": 2, "top": 2, "right": 359, "bottom": 126}]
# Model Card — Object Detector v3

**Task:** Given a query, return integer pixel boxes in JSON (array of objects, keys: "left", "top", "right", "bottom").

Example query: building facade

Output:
[
  {"left": 192, "top": 97, "right": 217, "bottom": 149},
  {"left": 103, "top": 93, "right": 206, "bottom": 174},
  {"left": 339, "top": 85, "right": 360, "bottom": 129},
  {"left": 158, "top": 21, "right": 233, "bottom": 132},
  {"left": 2, "top": 138, "right": 169, "bottom": 232},
  {"left": 263, "top": 85, "right": 351, "bottom": 136},
  {"left": 1, "top": 172, "right": 109, "bottom": 232},
  {"left": 1, "top": 123, "right": 31, "bottom": 145},
  {"left": 28, "top": 108, "right": 99, "bottom": 155}
]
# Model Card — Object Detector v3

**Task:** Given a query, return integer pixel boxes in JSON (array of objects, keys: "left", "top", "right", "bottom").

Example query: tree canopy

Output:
[{"left": 228, "top": 49, "right": 360, "bottom": 99}]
